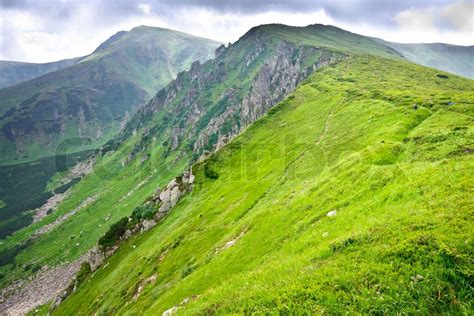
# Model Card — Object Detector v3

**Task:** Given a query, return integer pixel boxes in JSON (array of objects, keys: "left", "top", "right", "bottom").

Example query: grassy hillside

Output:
[
  {"left": 0, "top": 23, "right": 399, "bottom": 286},
  {"left": 0, "top": 58, "right": 80, "bottom": 89},
  {"left": 2, "top": 24, "right": 473, "bottom": 314},
  {"left": 0, "top": 26, "right": 220, "bottom": 165},
  {"left": 53, "top": 54, "right": 474, "bottom": 314},
  {"left": 380, "top": 40, "right": 474, "bottom": 79}
]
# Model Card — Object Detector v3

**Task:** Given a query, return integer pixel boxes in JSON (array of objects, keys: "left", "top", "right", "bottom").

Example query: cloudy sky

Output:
[{"left": 1, "top": 0, "right": 473, "bottom": 63}]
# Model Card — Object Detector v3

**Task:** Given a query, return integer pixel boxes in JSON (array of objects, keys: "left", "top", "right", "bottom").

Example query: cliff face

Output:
[{"left": 108, "top": 28, "right": 343, "bottom": 163}]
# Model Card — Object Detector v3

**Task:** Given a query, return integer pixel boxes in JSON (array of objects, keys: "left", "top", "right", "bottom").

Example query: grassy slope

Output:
[
  {"left": 0, "top": 24, "right": 398, "bottom": 285},
  {"left": 55, "top": 55, "right": 473, "bottom": 314}
]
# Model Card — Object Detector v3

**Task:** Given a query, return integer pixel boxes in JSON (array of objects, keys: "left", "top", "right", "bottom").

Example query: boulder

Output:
[
  {"left": 154, "top": 212, "right": 166, "bottom": 221},
  {"left": 152, "top": 187, "right": 161, "bottom": 200},
  {"left": 166, "top": 179, "right": 178, "bottom": 189},
  {"left": 170, "top": 186, "right": 181, "bottom": 207},
  {"left": 141, "top": 219, "right": 157, "bottom": 232},
  {"left": 88, "top": 247, "right": 105, "bottom": 271},
  {"left": 159, "top": 201, "right": 171, "bottom": 213},
  {"left": 159, "top": 189, "right": 171, "bottom": 204}
]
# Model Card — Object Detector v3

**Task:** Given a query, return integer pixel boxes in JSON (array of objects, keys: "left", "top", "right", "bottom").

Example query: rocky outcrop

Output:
[
  {"left": 240, "top": 44, "right": 334, "bottom": 126},
  {"left": 86, "top": 168, "right": 195, "bottom": 271},
  {"left": 215, "top": 44, "right": 226, "bottom": 58},
  {"left": 104, "top": 29, "right": 343, "bottom": 166},
  {"left": 154, "top": 169, "right": 195, "bottom": 218},
  {"left": 192, "top": 44, "right": 340, "bottom": 156}
]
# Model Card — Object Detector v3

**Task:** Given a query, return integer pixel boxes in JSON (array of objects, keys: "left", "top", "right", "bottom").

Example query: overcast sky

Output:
[{"left": 1, "top": 0, "right": 473, "bottom": 63}]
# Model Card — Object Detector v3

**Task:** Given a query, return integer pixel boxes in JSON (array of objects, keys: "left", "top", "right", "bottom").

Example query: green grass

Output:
[{"left": 53, "top": 55, "right": 474, "bottom": 314}]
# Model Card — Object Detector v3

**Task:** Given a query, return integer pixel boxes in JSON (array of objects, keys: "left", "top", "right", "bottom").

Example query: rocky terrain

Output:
[
  {"left": 0, "top": 255, "right": 87, "bottom": 315},
  {"left": 106, "top": 27, "right": 344, "bottom": 165}
]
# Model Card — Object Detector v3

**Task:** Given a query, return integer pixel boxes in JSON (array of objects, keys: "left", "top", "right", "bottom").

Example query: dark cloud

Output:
[
  {"left": 1, "top": 0, "right": 471, "bottom": 62},
  {"left": 0, "top": 0, "right": 458, "bottom": 25}
]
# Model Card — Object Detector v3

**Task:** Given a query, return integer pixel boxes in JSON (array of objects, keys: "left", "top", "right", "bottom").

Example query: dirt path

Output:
[{"left": 316, "top": 106, "right": 335, "bottom": 146}]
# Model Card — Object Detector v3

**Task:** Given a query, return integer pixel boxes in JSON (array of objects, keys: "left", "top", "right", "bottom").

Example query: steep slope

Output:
[
  {"left": 2, "top": 24, "right": 472, "bottom": 314},
  {"left": 0, "top": 58, "right": 81, "bottom": 89},
  {"left": 0, "top": 24, "right": 403, "bottom": 312},
  {"left": 0, "top": 26, "right": 220, "bottom": 164},
  {"left": 378, "top": 40, "right": 474, "bottom": 79},
  {"left": 55, "top": 55, "right": 473, "bottom": 314}
]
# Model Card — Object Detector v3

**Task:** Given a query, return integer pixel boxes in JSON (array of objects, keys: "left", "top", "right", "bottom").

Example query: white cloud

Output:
[
  {"left": 392, "top": 0, "right": 473, "bottom": 44},
  {"left": 441, "top": 0, "right": 474, "bottom": 32},
  {"left": 138, "top": 3, "right": 151, "bottom": 15}
]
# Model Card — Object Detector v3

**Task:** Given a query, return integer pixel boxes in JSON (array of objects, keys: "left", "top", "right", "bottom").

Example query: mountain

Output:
[
  {"left": 0, "top": 24, "right": 472, "bottom": 314},
  {"left": 0, "top": 26, "right": 220, "bottom": 164},
  {"left": 0, "top": 58, "right": 81, "bottom": 89},
  {"left": 54, "top": 49, "right": 474, "bottom": 315},
  {"left": 377, "top": 40, "right": 474, "bottom": 79},
  {"left": 0, "top": 26, "right": 219, "bottom": 240}
]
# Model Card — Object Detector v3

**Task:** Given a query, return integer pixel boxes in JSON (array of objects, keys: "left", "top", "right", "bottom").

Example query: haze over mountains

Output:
[
  {"left": 379, "top": 40, "right": 474, "bottom": 80},
  {"left": 0, "top": 22, "right": 472, "bottom": 315},
  {"left": 0, "top": 58, "right": 81, "bottom": 89}
]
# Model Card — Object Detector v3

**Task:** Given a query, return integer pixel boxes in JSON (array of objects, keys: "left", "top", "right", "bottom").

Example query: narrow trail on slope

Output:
[{"left": 315, "top": 106, "right": 335, "bottom": 146}]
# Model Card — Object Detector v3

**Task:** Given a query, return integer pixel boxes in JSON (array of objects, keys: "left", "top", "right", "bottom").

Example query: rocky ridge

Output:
[{"left": 105, "top": 29, "right": 343, "bottom": 166}]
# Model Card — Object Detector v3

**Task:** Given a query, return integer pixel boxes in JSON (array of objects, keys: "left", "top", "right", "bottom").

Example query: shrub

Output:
[
  {"left": 131, "top": 204, "right": 156, "bottom": 222},
  {"left": 76, "top": 262, "right": 92, "bottom": 284},
  {"left": 98, "top": 217, "right": 129, "bottom": 249},
  {"left": 204, "top": 163, "right": 219, "bottom": 180}
]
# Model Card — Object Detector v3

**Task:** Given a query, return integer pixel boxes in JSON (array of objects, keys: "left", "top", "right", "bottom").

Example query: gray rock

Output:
[
  {"left": 124, "top": 229, "right": 134, "bottom": 239},
  {"left": 141, "top": 219, "right": 157, "bottom": 232},
  {"left": 88, "top": 247, "right": 105, "bottom": 272},
  {"left": 170, "top": 186, "right": 181, "bottom": 207},
  {"left": 189, "top": 174, "right": 195, "bottom": 184},
  {"left": 166, "top": 179, "right": 178, "bottom": 189},
  {"left": 159, "top": 201, "right": 171, "bottom": 213},
  {"left": 159, "top": 189, "right": 171, "bottom": 204},
  {"left": 152, "top": 187, "right": 161, "bottom": 200}
]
